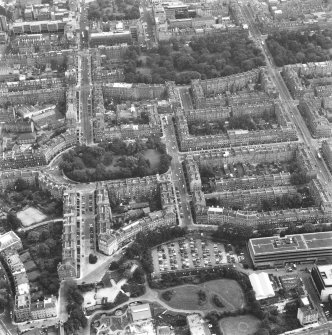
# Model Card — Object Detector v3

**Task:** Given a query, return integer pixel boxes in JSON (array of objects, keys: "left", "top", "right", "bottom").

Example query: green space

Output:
[
  {"left": 0, "top": 178, "right": 63, "bottom": 232},
  {"left": 188, "top": 111, "right": 276, "bottom": 136},
  {"left": 64, "top": 283, "right": 88, "bottom": 334},
  {"left": 17, "top": 222, "right": 63, "bottom": 297},
  {"left": 219, "top": 315, "right": 260, "bottom": 335},
  {"left": 206, "top": 188, "right": 315, "bottom": 212},
  {"left": 266, "top": 29, "right": 332, "bottom": 67},
  {"left": 107, "top": 261, "right": 146, "bottom": 298},
  {"left": 200, "top": 159, "right": 313, "bottom": 194},
  {"left": 143, "top": 149, "right": 161, "bottom": 170},
  {"left": 160, "top": 279, "right": 244, "bottom": 312},
  {"left": 0, "top": 276, "right": 10, "bottom": 311},
  {"left": 88, "top": 0, "right": 140, "bottom": 21},
  {"left": 122, "top": 31, "right": 265, "bottom": 84},
  {"left": 60, "top": 136, "right": 172, "bottom": 183}
]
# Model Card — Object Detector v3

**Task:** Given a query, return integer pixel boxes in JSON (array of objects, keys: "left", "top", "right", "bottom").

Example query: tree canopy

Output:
[
  {"left": 266, "top": 29, "right": 332, "bottom": 67},
  {"left": 60, "top": 137, "right": 172, "bottom": 182},
  {"left": 123, "top": 32, "right": 265, "bottom": 84}
]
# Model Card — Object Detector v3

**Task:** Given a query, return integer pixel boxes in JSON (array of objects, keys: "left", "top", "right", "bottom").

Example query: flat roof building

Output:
[
  {"left": 249, "top": 272, "right": 275, "bottom": 300},
  {"left": 130, "top": 303, "right": 152, "bottom": 322},
  {"left": 248, "top": 232, "right": 332, "bottom": 269},
  {"left": 311, "top": 264, "right": 332, "bottom": 302},
  {"left": 0, "top": 231, "right": 22, "bottom": 254}
]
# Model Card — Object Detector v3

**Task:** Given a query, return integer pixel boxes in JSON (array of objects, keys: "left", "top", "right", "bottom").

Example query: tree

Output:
[
  {"left": 131, "top": 267, "right": 145, "bottom": 284},
  {"left": 88, "top": 254, "right": 98, "bottom": 264},
  {"left": 6, "top": 212, "right": 21, "bottom": 231},
  {"left": 28, "top": 231, "right": 40, "bottom": 243},
  {"left": 37, "top": 243, "right": 50, "bottom": 257},
  {"left": 109, "top": 261, "right": 119, "bottom": 270},
  {"left": 301, "top": 222, "right": 315, "bottom": 233},
  {"left": 14, "top": 178, "right": 29, "bottom": 192},
  {"left": 213, "top": 223, "right": 254, "bottom": 245}
]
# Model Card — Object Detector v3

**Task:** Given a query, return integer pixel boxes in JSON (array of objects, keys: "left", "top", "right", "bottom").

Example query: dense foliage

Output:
[
  {"left": 19, "top": 223, "right": 63, "bottom": 296},
  {"left": 60, "top": 137, "right": 172, "bottom": 182},
  {"left": 266, "top": 29, "right": 332, "bottom": 67},
  {"left": 123, "top": 32, "right": 265, "bottom": 84},
  {"left": 64, "top": 285, "right": 88, "bottom": 333},
  {"left": 0, "top": 279, "right": 9, "bottom": 310},
  {"left": 188, "top": 111, "right": 274, "bottom": 136},
  {"left": 89, "top": 254, "right": 98, "bottom": 264},
  {"left": 88, "top": 0, "right": 140, "bottom": 21},
  {"left": 0, "top": 178, "right": 63, "bottom": 232}
]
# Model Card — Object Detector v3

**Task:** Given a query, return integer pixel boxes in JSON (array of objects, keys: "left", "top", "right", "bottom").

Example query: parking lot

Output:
[{"left": 151, "top": 237, "right": 238, "bottom": 274}]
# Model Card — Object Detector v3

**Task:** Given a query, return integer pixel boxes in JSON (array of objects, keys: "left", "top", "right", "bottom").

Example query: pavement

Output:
[
  {"left": 162, "top": 115, "right": 193, "bottom": 228},
  {"left": 78, "top": 52, "right": 93, "bottom": 145},
  {"left": 18, "top": 218, "right": 63, "bottom": 233},
  {"left": 83, "top": 284, "right": 205, "bottom": 335},
  {"left": 240, "top": 3, "right": 332, "bottom": 186},
  {"left": 179, "top": 88, "right": 194, "bottom": 110},
  {"left": 0, "top": 309, "right": 19, "bottom": 335}
]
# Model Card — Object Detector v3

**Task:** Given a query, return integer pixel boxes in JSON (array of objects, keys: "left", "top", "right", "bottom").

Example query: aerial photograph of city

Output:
[{"left": 2, "top": 0, "right": 332, "bottom": 334}]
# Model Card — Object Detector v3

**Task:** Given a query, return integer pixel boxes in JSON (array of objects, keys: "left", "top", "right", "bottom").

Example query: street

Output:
[
  {"left": 240, "top": 2, "right": 332, "bottom": 187},
  {"left": 79, "top": 53, "right": 93, "bottom": 145},
  {"left": 162, "top": 115, "right": 193, "bottom": 228},
  {"left": 179, "top": 87, "right": 194, "bottom": 111}
]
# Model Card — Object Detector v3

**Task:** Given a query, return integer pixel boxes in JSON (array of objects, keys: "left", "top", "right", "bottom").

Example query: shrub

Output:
[
  {"left": 212, "top": 295, "right": 224, "bottom": 308},
  {"left": 162, "top": 290, "right": 174, "bottom": 301},
  {"left": 89, "top": 254, "right": 98, "bottom": 264}
]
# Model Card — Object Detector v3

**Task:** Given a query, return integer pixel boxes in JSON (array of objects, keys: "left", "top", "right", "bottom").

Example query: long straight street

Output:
[
  {"left": 240, "top": 3, "right": 332, "bottom": 184},
  {"left": 79, "top": 52, "right": 93, "bottom": 145},
  {"left": 163, "top": 115, "right": 193, "bottom": 227},
  {"left": 240, "top": 2, "right": 332, "bottom": 328}
]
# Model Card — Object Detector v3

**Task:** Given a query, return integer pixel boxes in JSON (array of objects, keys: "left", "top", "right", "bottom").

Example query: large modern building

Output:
[
  {"left": 248, "top": 232, "right": 332, "bottom": 269},
  {"left": 311, "top": 264, "right": 332, "bottom": 302}
]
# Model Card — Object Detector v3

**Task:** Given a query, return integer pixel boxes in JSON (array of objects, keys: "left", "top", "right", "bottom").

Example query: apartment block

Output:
[
  {"left": 30, "top": 297, "right": 57, "bottom": 320},
  {"left": 322, "top": 140, "right": 332, "bottom": 172},
  {"left": 98, "top": 208, "right": 176, "bottom": 256},
  {"left": 102, "top": 82, "right": 165, "bottom": 101},
  {"left": 298, "top": 100, "right": 332, "bottom": 138},
  {"left": 184, "top": 159, "right": 202, "bottom": 192},
  {"left": 214, "top": 172, "right": 292, "bottom": 191}
]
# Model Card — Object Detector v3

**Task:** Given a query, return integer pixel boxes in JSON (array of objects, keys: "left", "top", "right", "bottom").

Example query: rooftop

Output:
[
  {"left": 317, "top": 264, "right": 332, "bottom": 287},
  {"left": 0, "top": 231, "right": 21, "bottom": 253},
  {"left": 249, "top": 232, "right": 332, "bottom": 255},
  {"left": 187, "top": 314, "right": 211, "bottom": 335},
  {"left": 130, "top": 303, "right": 152, "bottom": 321}
]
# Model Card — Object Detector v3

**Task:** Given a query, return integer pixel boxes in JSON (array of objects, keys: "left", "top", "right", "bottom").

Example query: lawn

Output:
[
  {"left": 143, "top": 149, "right": 161, "bottom": 169},
  {"left": 159, "top": 279, "right": 245, "bottom": 312},
  {"left": 219, "top": 315, "right": 260, "bottom": 335},
  {"left": 203, "top": 279, "right": 245, "bottom": 310},
  {"left": 17, "top": 207, "right": 47, "bottom": 227},
  {"left": 105, "top": 149, "right": 161, "bottom": 172},
  {"left": 160, "top": 285, "right": 210, "bottom": 311}
]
